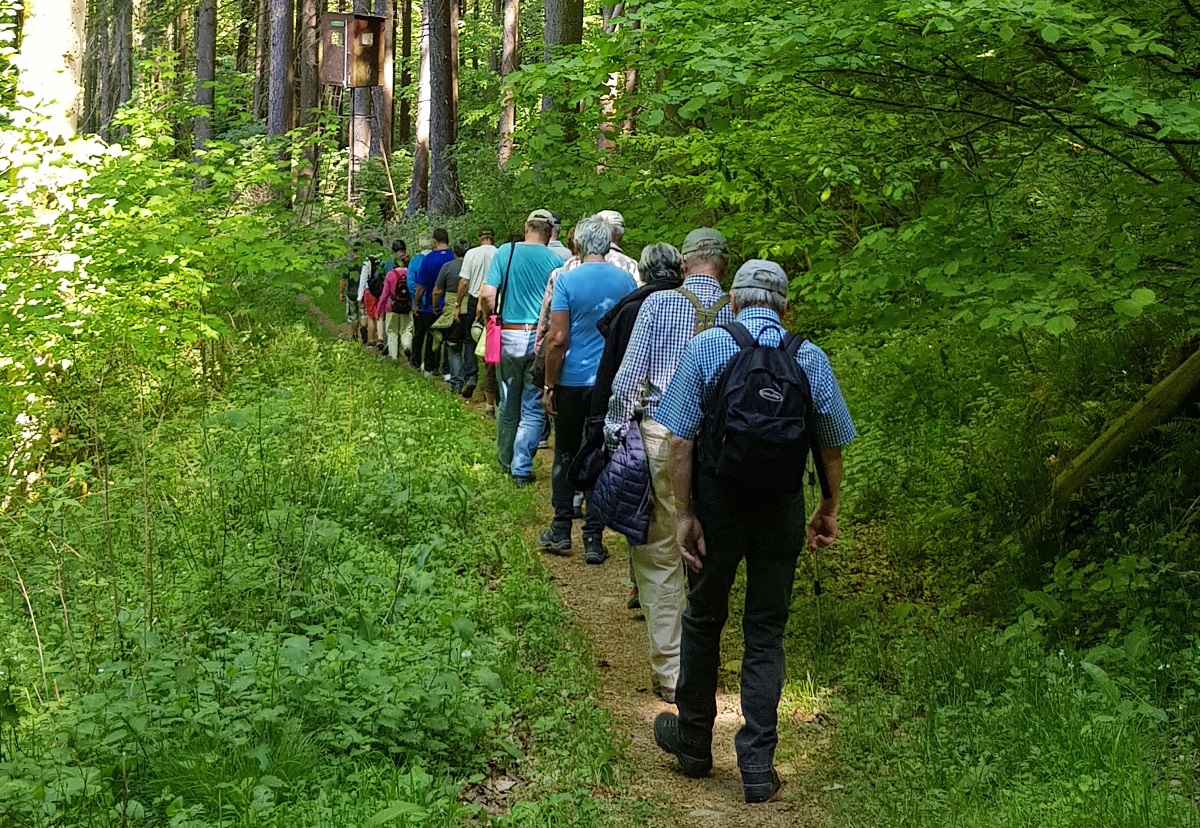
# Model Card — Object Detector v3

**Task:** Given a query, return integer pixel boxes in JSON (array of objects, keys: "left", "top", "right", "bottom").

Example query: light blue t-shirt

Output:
[
  {"left": 551, "top": 262, "right": 637, "bottom": 387},
  {"left": 484, "top": 242, "right": 563, "bottom": 325}
]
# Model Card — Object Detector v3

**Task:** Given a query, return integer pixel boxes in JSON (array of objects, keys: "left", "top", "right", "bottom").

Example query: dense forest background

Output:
[{"left": 2, "top": 0, "right": 1200, "bottom": 824}]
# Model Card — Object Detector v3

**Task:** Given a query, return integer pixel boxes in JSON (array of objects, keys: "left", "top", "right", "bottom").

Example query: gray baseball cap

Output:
[
  {"left": 527, "top": 208, "right": 554, "bottom": 223},
  {"left": 681, "top": 227, "right": 727, "bottom": 256},
  {"left": 731, "top": 259, "right": 789, "bottom": 297}
]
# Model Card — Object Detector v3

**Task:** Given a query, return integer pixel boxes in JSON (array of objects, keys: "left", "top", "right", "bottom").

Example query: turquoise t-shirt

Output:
[
  {"left": 551, "top": 262, "right": 637, "bottom": 387},
  {"left": 484, "top": 242, "right": 563, "bottom": 325}
]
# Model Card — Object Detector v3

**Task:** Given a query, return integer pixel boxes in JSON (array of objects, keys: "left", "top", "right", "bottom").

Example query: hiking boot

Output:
[
  {"left": 742, "top": 769, "right": 784, "bottom": 804},
  {"left": 538, "top": 525, "right": 572, "bottom": 553},
  {"left": 461, "top": 382, "right": 476, "bottom": 399},
  {"left": 627, "top": 585, "right": 640, "bottom": 610},
  {"left": 513, "top": 475, "right": 537, "bottom": 488},
  {"left": 652, "top": 712, "right": 712, "bottom": 778},
  {"left": 583, "top": 536, "right": 608, "bottom": 565}
]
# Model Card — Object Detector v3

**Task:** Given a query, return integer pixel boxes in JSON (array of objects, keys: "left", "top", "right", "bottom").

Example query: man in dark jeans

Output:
[
  {"left": 540, "top": 215, "right": 637, "bottom": 563},
  {"left": 650, "top": 259, "right": 856, "bottom": 803},
  {"left": 412, "top": 228, "right": 454, "bottom": 375}
]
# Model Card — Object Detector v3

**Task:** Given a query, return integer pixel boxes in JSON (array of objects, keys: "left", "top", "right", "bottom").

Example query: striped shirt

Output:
[
  {"left": 604, "top": 275, "right": 734, "bottom": 449},
  {"left": 654, "top": 306, "right": 856, "bottom": 449}
]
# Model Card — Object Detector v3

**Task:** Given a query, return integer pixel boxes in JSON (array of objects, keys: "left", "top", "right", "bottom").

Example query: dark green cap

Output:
[{"left": 681, "top": 227, "right": 727, "bottom": 256}]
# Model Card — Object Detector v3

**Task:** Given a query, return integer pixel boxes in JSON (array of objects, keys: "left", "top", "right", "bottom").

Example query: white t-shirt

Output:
[
  {"left": 357, "top": 261, "right": 370, "bottom": 301},
  {"left": 460, "top": 243, "right": 498, "bottom": 298}
]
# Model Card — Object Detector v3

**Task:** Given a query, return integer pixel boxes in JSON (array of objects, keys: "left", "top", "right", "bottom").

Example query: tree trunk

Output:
[
  {"left": 496, "top": 0, "right": 516, "bottom": 167},
  {"left": 266, "top": 0, "right": 293, "bottom": 134},
  {"left": 194, "top": 0, "right": 217, "bottom": 152},
  {"left": 19, "top": 0, "right": 87, "bottom": 138},
  {"left": 254, "top": 0, "right": 269, "bottom": 120},
  {"left": 81, "top": 0, "right": 104, "bottom": 136},
  {"left": 427, "top": 0, "right": 463, "bottom": 214},
  {"left": 488, "top": 0, "right": 500, "bottom": 73},
  {"left": 236, "top": 0, "right": 254, "bottom": 72},
  {"left": 296, "top": 0, "right": 320, "bottom": 194},
  {"left": 405, "top": 0, "right": 430, "bottom": 215},
  {"left": 399, "top": 0, "right": 412, "bottom": 143},
  {"left": 369, "top": 0, "right": 392, "bottom": 156},
  {"left": 351, "top": 0, "right": 372, "bottom": 163},
  {"left": 110, "top": 0, "right": 132, "bottom": 134},
  {"left": 540, "top": 0, "right": 581, "bottom": 112}
]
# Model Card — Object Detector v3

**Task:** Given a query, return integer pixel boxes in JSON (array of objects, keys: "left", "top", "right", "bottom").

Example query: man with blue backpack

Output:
[{"left": 650, "top": 259, "right": 856, "bottom": 804}]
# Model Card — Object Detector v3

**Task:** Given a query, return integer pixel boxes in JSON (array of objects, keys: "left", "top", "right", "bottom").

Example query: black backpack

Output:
[
  {"left": 366, "top": 256, "right": 386, "bottom": 299},
  {"left": 390, "top": 267, "right": 412, "bottom": 314},
  {"left": 696, "top": 322, "right": 830, "bottom": 502}
]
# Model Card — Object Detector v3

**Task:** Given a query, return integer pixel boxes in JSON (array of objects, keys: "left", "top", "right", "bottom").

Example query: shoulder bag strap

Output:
[{"left": 496, "top": 242, "right": 517, "bottom": 322}]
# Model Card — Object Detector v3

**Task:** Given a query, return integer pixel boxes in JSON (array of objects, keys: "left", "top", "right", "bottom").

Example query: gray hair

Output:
[
  {"left": 731, "top": 286, "right": 786, "bottom": 313},
  {"left": 639, "top": 242, "right": 682, "bottom": 285},
  {"left": 418, "top": 235, "right": 434, "bottom": 251},
  {"left": 574, "top": 215, "right": 613, "bottom": 257},
  {"left": 683, "top": 249, "right": 728, "bottom": 277}
]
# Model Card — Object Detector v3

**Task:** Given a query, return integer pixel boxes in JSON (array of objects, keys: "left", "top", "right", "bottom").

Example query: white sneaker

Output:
[
  {"left": 422, "top": 370, "right": 431, "bottom": 378},
  {"left": 442, "top": 373, "right": 451, "bottom": 382}
]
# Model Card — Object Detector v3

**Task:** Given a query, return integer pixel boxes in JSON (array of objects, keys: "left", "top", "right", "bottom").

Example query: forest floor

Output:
[{"left": 301, "top": 296, "right": 831, "bottom": 827}]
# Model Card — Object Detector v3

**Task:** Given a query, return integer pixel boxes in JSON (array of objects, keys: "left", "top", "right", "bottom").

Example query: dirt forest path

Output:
[{"left": 300, "top": 297, "right": 828, "bottom": 827}]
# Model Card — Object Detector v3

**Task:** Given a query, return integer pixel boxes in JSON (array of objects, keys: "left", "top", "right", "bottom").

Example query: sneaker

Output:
[
  {"left": 461, "top": 382, "right": 476, "bottom": 399},
  {"left": 652, "top": 712, "right": 712, "bottom": 778},
  {"left": 742, "top": 769, "right": 784, "bottom": 804},
  {"left": 653, "top": 683, "right": 676, "bottom": 704},
  {"left": 538, "top": 439, "right": 550, "bottom": 450},
  {"left": 538, "top": 525, "right": 571, "bottom": 553},
  {"left": 583, "top": 536, "right": 608, "bottom": 565},
  {"left": 422, "top": 370, "right": 432, "bottom": 378},
  {"left": 442, "top": 373, "right": 452, "bottom": 382},
  {"left": 627, "top": 585, "right": 640, "bottom": 610},
  {"left": 513, "top": 475, "right": 537, "bottom": 488},
  {"left": 485, "top": 405, "right": 496, "bottom": 418}
]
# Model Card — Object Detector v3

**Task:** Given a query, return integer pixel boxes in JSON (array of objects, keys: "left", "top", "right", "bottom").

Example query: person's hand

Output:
[
  {"left": 676, "top": 510, "right": 706, "bottom": 572},
  {"left": 807, "top": 507, "right": 838, "bottom": 549},
  {"left": 453, "top": 311, "right": 461, "bottom": 322},
  {"left": 542, "top": 387, "right": 556, "bottom": 419}
]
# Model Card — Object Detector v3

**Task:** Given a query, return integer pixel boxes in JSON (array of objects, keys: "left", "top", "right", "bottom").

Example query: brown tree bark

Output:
[
  {"left": 253, "top": 0, "right": 269, "bottom": 120},
  {"left": 496, "top": 0, "right": 517, "bottom": 167},
  {"left": 540, "top": 0, "right": 581, "bottom": 112},
  {"left": 404, "top": 0, "right": 430, "bottom": 214},
  {"left": 296, "top": 0, "right": 320, "bottom": 193},
  {"left": 399, "top": 0, "right": 412, "bottom": 143},
  {"left": 427, "top": 0, "right": 463, "bottom": 213},
  {"left": 194, "top": 0, "right": 217, "bottom": 151},
  {"left": 110, "top": 0, "right": 132, "bottom": 133},
  {"left": 236, "top": 0, "right": 254, "bottom": 72},
  {"left": 266, "top": 0, "right": 293, "bottom": 134}
]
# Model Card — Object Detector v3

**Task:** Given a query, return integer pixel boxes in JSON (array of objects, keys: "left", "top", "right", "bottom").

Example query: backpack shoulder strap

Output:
[
  {"left": 709, "top": 294, "right": 730, "bottom": 317},
  {"left": 782, "top": 332, "right": 806, "bottom": 358},
  {"left": 674, "top": 286, "right": 703, "bottom": 312},
  {"left": 720, "top": 322, "right": 756, "bottom": 349}
]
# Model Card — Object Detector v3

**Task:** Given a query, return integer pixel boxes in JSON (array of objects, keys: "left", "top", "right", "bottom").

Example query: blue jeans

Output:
[
  {"left": 676, "top": 480, "right": 806, "bottom": 774},
  {"left": 496, "top": 330, "right": 544, "bottom": 477},
  {"left": 446, "top": 341, "right": 465, "bottom": 392},
  {"left": 463, "top": 296, "right": 480, "bottom": 387}
]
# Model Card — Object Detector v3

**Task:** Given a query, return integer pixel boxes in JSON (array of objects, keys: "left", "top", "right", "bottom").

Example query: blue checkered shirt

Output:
[
  {"left": 654, "top": 306, "right": 857, "bottom": 449},
  {"left": 604, "top": 276, "right": 734, "bottom": 449}
]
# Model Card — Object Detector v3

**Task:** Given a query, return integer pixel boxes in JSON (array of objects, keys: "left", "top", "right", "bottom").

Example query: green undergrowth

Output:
[
  {"left": 767, "top": 320, "right": 1200, "bottom": 827},
  {"left": 0, "top": 308, "right": 631, "bottom": 827}
]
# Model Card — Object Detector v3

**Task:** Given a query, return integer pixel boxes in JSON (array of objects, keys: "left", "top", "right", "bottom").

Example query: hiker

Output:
[
  {"left": 547, "top": 212, "right": 572, "bottom": 261},
  {"left": 378, "top": 240, "right": 412, "bottom": 361},
  {"left": 479, "top": 210, "right": 563, "bottom": 485},
  {"left": 363, "top": 242, "right": 388, "bottom": 351},
  {"left": 596, "top": 210, "right": 640, "bottom": 283},
  {"left": 650, "top": 259, "right": 855, "bottom": 804},
  {"left": 433, "top": 238, "right": 470, "bottom": 394},
  {"left": 459, "top": 226, "right": 499, "bottom": 404},
  {"left": 539, "top": 215, "right": 637, "bottom": 562},
  {"left": 339, "top": 244, "right": 366, "bottom": 345},
  {"left": 602, "top": 229, "right": 733, "bottom": 703},
  {"left": 413, "top": 229, "right": 454, "bottom": 376}
]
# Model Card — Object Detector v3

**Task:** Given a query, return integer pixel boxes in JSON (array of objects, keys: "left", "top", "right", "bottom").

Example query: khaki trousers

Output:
[
  {"left": 632, "top": 417, "right": 687, "bottom": 692},
  {"left": 385, "top": 312, "right": 414, "bottom": 361}
]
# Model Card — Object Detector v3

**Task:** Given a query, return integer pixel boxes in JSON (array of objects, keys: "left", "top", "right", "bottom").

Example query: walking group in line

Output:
[{"left": 339, "top": 209, "right": 856, "bottom": 804}]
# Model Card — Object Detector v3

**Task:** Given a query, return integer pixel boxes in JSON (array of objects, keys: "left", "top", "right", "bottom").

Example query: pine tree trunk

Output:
[
  {"left": 379, "top": 0, "right": 394, "bottom": 157},
  {"left": 194, "top": 0, "right": 217, "bottom": 151},
  {"left": 399, "top": 0, "right": 412, "bottom": 144},
  {"left": 266, "top": 0, "right": 293, "bottom": 134},
  {"left": 405, "top": 0, "right": 430, "bottom": 215},
  {"left": 296, "top": 0, "right": 320, "bottom": 195},
  {"left": 110, "top": 0, "right": 132, "bottom": 134},
  {"left": 236, "top": 0, "right": 254, "bottom": 72},
  {"left": 81, "top": 0, "right": 104, "bottom": 136},
  {"left": 496, "top": 0, "right": 517, "bottom": 168},
  {"left": 254, "top": 0, "right": 269, "bottom": 120},
  {"left": 19, "top": 0, "right": 87, "bottom": 138},
  {"left": 428, "top": 0, "right": 463, "bottom": 214},
  {"left": 540, "top": 0, "right": 580, "bottom": 112}
]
